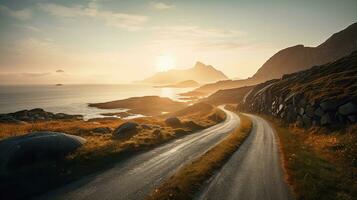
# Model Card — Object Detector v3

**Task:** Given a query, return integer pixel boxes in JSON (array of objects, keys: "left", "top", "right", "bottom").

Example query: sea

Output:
[{"left": 0, "top": 84, "right": 193, "bottom": 120}]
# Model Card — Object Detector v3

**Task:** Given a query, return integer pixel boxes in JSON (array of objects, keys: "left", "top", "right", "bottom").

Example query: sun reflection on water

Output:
[{"left": 160, "top": 87, "right": 175, "bottom": 99}]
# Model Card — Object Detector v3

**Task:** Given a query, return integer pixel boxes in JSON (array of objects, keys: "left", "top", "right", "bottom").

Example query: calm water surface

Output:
[{"left": 0, "top": 84, "right": 192, "bottom": 119}]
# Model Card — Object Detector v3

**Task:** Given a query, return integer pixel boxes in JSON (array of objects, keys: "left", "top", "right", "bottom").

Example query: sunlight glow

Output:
[{"left": 156, "top": 54, "right": 175, "bottom": 72}]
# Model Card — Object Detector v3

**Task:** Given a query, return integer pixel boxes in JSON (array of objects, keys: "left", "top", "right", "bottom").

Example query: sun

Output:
[{"left": 156, "top": 54, "right": 175, "bottom": 72}]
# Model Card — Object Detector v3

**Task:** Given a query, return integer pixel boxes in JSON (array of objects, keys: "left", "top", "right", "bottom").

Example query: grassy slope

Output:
[
  {"left": 0, "top": 103, "right": 226, "bottom": 199},
  {"left": 265, "top": 116, "right": 356, "bottom": 200},
  {"left": 147, "top": 114, "right": 252, "bottom": 200}
]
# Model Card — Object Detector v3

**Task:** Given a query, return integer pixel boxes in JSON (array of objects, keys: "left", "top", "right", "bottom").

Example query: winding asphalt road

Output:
[
  {"left": 196, "top": 114, "right": 292, "bottom": 200},
  {"left": 36, "top": 106, "right": 240, "bottom": 200}
]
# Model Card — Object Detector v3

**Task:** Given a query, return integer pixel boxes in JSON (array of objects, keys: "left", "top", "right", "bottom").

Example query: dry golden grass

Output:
[
  {"left": 147, "top": 114, "right": 252, "bottom": 200},
  {"left": 0, "top": 103, "right": 227, "bottom": 199},
  {"left": 265, "top": 116, "right": 357, "bottom": 200},
  {"left": 0, "top": 118, "right": 124, "bottom": 139}
]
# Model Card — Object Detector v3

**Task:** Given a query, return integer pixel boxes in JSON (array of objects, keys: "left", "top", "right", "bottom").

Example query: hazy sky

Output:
[{"left": 0, "top": 0, "right": 357, "bottom": 84}]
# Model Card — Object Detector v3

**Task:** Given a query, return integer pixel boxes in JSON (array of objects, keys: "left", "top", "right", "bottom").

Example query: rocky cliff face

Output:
[{"left": 239, "top": 51, "right": 357, "bottom": 128}]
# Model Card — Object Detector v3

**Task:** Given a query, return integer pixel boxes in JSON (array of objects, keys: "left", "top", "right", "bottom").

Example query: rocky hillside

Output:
[
  {"left": 141, "top": 62, "right": 228, "bottom": 85},
  {"left": 238, "top": 51, "right": 357, "bottom": 127},
  {"left": 190, "top": 22, "right": 357, "bottom": 95},
  {"left": 203, "top": 85, "right": 254, "bottom": 105},
  {"left": 253, "top": 22, "right": 357, "bottom": 81}
]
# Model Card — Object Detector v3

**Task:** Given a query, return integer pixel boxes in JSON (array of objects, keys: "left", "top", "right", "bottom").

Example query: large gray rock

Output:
[
  {"left": 184, "top": 121, "right": 204, "bottom": 130},
  {"left": 305, "top": 105, "right": 315, "bottom": 117},
  {"left": 165, "top": 117, "right": 182, "bottom": 127},
  {"left": 347, "top": 115, "right": 357, "bottom": 124},
  {"left": 314, "top": 107, "right": 325, "bottom": 117},
  {"left": 113, "top": 122, "right": 139, "bottom": 137},
  {"left": 321, "top": 113, "right": 333, "bottom": 126},
  {"left": 320, "top": 100, "right": 339, "bottom": 111},
  {"left": 338, "top": 102, "right": 357, "bottom": 115},
  {"left": 92, "top": 127, "right": 112, "bottom": 134},
  {"left": 0, "top": 132, "right": 86, "bottom": 171},
  {"left": 302, "top": 115, "right": 312, "bottom": 128}
]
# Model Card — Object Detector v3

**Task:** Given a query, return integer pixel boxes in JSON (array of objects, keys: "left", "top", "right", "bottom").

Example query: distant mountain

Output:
[
  {"left": 155, "top": 80, "right": 200, "bottom": 88},
  {"left": 190, "top": 22, "right": 357, "bottom": 95},
  {"left": 141, "top": 62, "right": 228, "bottom": 85}
]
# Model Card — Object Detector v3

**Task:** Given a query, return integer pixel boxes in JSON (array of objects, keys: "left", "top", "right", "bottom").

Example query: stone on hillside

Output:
[
  {"left": 314, "top": 107, "right": 325, "bottom": 117},
  {"left": 298, "top": 98, "right": 307, "bottom": 108},
  {"left": 277, "top": 104, "right": 284, "bottom": 114},
  {"left": 92, "top": 127, "right": 112, "bottom": 134},
  {"left": 305, "top": 105, "right": 315, "bottom": 117},
  {"left": 321, "top": 113, "right": 333, "bottom": 126},
  {"left": 297, "top": 116, "right": 304, "bottom": 127},
  {"left": 141, "top": 124, "right": 152, "bottom": 129},
  {"left": 0, "top": 132, "right": 86, "bottom": 171},
  {"left": 347, "top": 115, "right": 357, "bottom": 124},
  {"left": 165, "top": 117, "right": 182, "bottom": 127},
  {"left": 113, "top": 122, "right": 139, "bottom": 137},
  {"left": 338, "top": 102, "right": 357, "bottom": 115},
  {"left": 302, "top": 115, "right": 312, "bottom": 128},
  {"left": 298, "top": 107, "right": 305, "bottom": 115},
  {"left": 320, "top": 100, "right": 339, "bottom": 111},
  {"left": 184, "top": 121, "right": 204, "bottom": 130}
]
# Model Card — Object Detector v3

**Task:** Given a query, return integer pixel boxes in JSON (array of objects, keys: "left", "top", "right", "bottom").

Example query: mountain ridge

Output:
[
  {"left": 189, "top": 22, "right": 357, "bottom": 95},
  {"left": 140, "top": 62, "right": 228, "bottom": 85}
]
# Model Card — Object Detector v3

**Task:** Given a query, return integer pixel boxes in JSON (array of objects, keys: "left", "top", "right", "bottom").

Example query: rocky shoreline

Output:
[{"left": 0, "top": 108, "right": 83, "bottom": 124}]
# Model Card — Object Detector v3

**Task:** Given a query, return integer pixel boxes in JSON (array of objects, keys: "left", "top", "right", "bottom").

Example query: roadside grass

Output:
[
  {"left": 264, "top": 116, "right": 356, "bottom": 200},
  {"left": 146, "top": 114, "right": 252, "bottom": 200},
  {"left": 0, "top": 103, "right": 226, "bottom": 199}
]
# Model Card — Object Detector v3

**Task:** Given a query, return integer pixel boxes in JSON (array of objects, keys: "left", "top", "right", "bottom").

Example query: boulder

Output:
[
  {"left": 298, "top": 107, "right": 305, "bottom": 115},
  {"left": 320, "top": 100, "right": 339, "bottom": 111},
  {"left": 305, "top": 105, "right": 315, "bottom": 117},
  {"left": 152, "top": 129, "right": 161, "bottom": 136},
  {"left": 141, "top": 124, "right": 152, "bottom": 129},
  {"left": 165, "top": 117, "right": 182, "bottom": 127},
  {"left": 302, "top": 115, "right": 312, "bottom": 128},
  {"left": 338, "top": 102, "right": 357, "bottom": 115},
  {"left": 0, "top": 132, "right": 86, "bottom": 171},
  {"left": 184, "top": 121, "right": 204, "bottom": 130},
  {"left": 92, "top": 127, "right": 112, "bottom": 134},
  {"left": 174, "top": 128, "right": 191, "bottom": 136},
  {"left": 321, "top": 113, "right": 333, "bottom": 126},
  {"left": 113, "top": 122, "right": 139, "bottom": 137},
  {"left": 296, "top": 116, "right": 304, "bottom": 127},
  {"left": 314, "top": 107, "right": 325, "bottom": 117},
  {"left": 347, "top": 115, "right": 357, "bottom": 124},
  {"left": 298, "top": 98, "right": 307, "bottom": 108}
]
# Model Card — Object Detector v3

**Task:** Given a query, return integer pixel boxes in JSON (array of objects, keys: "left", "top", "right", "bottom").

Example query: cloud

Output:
[
  {"left": 0, "top": 5, "right": 31, "bottom": 20},
  {"left": 148, "top": 25, "right": 247, "bottom": 51},
  {"left": 150, "top": 2, "right": 175, "bottom": 10},
  {"left": 20, "top": 72, "right": 51, "bottom": 77},
  {"left": 38, "top": 2, "right": 148, "bottom": 31},
  {"left": 56, "top": 69, "right": 65, "bottom": 73}
]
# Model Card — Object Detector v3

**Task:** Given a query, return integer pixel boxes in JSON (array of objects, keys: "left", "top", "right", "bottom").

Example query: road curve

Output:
[
  {"left": 35, "top": 106, "right": 240, "bottom": 200},
  {"left": 196, "top": 114, "right": 292, "bottom": 200}
]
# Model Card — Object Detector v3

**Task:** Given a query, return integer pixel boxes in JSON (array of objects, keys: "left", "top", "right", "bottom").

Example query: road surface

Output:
[
  {"left": 196, "top": 114, "right": 292, "bottom": 200},
  {"left": 36, "top": 106, "right": 240, "bottom": 200}
]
